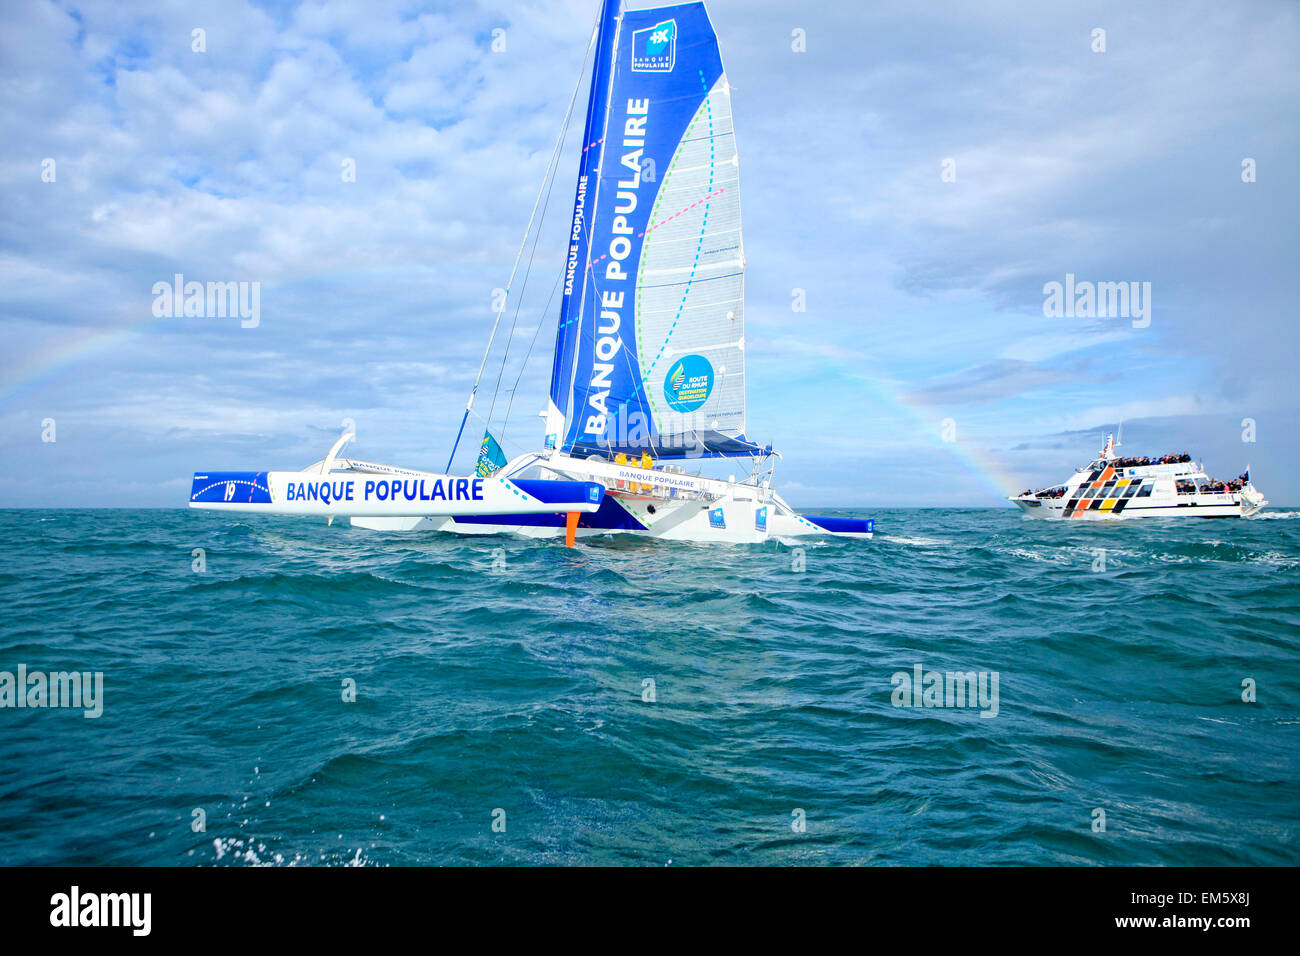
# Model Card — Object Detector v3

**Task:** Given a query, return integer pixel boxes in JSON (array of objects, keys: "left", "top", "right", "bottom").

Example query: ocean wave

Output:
[{"left": 0, "top": 507, "right": 1295, "bottom": 867}]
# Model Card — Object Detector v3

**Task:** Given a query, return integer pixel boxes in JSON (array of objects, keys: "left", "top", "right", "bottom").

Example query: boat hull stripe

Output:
[
  {"left": 450, "top": 494, "right": 648, "bottom": 531},
  {"left": 801, "top": 515, "right": 875, "bottom": 535}
]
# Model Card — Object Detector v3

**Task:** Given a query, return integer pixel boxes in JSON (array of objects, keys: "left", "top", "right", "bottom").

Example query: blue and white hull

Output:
[
  {"left": 353, "top": 494, "right": 870, "bottom": 542},
  {"left": 189, "top": 459, "right": 604, "bottom": 520},
  {"left": 349, "top": 453, "right": 872, "bottom": 541}
]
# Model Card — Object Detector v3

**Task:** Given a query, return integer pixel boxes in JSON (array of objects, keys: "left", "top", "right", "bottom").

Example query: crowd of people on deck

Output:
[
  {"left": 1020, "top": 470, "right": 1251, "bottom": 499},
  {"left": 1177, "top": 473, "right": 1251, "bottom": 495},
  {"left": 1020, "top": 486, "right": 1068, "bottom": 499},
  {"left": 1110, "top": 453, "right": 1192, "bottom": 468}
]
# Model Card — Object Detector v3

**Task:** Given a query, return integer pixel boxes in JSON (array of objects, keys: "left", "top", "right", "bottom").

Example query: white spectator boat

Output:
[{"left": 1010, "top": 435, "right": 1266, "bottom": 519}]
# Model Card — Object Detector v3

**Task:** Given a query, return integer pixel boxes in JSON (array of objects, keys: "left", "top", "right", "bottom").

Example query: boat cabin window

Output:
[{"left": 1137, "top": 484, "right": 1154, "bottom": 497}]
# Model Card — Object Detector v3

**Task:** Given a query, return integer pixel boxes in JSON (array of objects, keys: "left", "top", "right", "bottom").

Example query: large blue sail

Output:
[
  {"left": 559, "top": 2, "right": 758, "bottom": 460},
  {"left": 546, "top": 0, "right": 620, "bottom": 451}
]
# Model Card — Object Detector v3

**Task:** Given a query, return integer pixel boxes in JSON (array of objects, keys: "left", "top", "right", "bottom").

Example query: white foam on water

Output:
[
  {"left": 1251, "top": 550, "right": 1300, "bottom": 569},
  {"left": 773, "top": 536, "right": 829, "bottom": 548},
  {"left": 881, "top": 535, "right": 950, "bottom": 548},
  {"left": 1002, "top": 547, "right": 1072, "bottom": 564},
  {"left": 211, "top": 834, "right": 364, "bottom": 867}
]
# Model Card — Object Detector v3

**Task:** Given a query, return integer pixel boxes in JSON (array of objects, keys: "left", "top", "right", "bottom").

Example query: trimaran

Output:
[{"left": 190, "top": 0, "right": 874, "bottom": 544}]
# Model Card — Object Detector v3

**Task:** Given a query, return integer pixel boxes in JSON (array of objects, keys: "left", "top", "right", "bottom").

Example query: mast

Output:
[{"left": 544, "top": 0, "right": 622, "bottom": 451}]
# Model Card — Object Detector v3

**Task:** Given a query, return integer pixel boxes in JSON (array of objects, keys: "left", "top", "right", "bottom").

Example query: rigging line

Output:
[
  {"left": 639, "top": 68, "right": 718, "bottom": 386},
  {"left": 483, "top": 84, "right": 576, "bottom": 436},
  {"left": 605, "top": 72, "right": 721, "bottom": 449},
  {"left": 444, "top": 16, "right": 598, "bottom": 473},
  {"left": 465, "top": 406, "right": 542, "bottom": 460},
  {"left": 499, "top": 265, "right": 564, "bottom": 449}
]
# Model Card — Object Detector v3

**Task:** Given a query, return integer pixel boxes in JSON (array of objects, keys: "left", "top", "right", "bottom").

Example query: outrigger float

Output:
[
  {"left": 189, "top": 0, "right": 873, "bottom": 545},
  {"left": 1010, "top": 435, "right": 1267, "bottom": 520}
]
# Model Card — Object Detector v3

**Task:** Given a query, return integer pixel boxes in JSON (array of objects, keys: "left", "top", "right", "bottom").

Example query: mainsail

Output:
[{"left": 547, "top": 0, "right": 758, "bottom": 460}]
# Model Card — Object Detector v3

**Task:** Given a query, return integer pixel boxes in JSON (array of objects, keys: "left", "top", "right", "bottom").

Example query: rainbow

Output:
[{"left": 0, "top": 323, "right": 146, "bottom": 407}]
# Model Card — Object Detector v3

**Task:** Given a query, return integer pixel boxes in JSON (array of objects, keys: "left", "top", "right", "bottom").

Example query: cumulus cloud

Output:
[{"left": 0, "top": 0, "right": 1295, "bottom": 506}]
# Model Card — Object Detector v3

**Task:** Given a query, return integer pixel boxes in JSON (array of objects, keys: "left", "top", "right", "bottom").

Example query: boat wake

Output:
[{"left": 879, "top": 534, "right": 952, "bottom": 548}]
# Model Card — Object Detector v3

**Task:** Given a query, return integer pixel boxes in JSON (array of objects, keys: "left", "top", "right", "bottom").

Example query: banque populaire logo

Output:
[{"left": 632, "top": 19, "right": 677, "bottom": 72}]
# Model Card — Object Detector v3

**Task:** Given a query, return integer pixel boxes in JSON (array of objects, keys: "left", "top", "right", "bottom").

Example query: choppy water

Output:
[{"left": 0, "top": 507, "right": 1296, "bottom": 866}]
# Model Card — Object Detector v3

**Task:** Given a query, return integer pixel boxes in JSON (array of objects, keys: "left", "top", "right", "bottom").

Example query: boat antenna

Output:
[{"left": 444, "top": 16, "right": 601, "bottom": 473}]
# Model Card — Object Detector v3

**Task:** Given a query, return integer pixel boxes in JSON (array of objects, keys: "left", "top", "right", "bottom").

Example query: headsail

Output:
[
  {"left": 476, "top": 431, "right": 507, "bottom": 477},
  {"left": 551, "top": 1, "right": 758, "bottom": 460}
]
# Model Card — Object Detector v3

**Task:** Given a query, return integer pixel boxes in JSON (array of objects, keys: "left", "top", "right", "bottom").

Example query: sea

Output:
[{"left": 0, "top": 507, "right": 1296, "bottom": 866}]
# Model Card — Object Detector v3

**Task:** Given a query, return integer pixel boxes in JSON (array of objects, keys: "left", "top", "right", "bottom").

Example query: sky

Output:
[{"left": 1, "top": 0, "right": 1296, "bottom": 508}]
